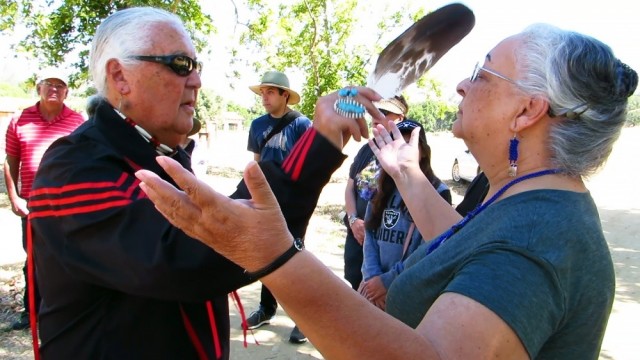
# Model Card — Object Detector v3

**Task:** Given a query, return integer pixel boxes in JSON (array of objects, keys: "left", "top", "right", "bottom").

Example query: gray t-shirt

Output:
[{"left": 386, "top": 190, "right": 614, "bottom": 359}]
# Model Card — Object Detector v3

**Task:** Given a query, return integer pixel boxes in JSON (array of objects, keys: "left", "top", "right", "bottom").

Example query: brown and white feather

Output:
[{"left": 367, "top": 3, "right": 475, "bottom": 98}]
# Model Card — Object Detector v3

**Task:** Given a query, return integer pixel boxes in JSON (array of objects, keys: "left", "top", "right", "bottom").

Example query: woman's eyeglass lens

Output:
[{"left": 470, "top": 62, "right": 516, "bottom": 84}]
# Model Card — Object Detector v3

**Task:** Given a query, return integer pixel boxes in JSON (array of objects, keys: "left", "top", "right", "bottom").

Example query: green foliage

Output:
[
  {"left": 2, "top": 0, "right": 454, "bottom": 127},
  {"left": 407, "top": 98, "right": 457, "bottom": 132},
  {"left": 236, "top": 0, "right": 428, "bottom": 117},
  {"left": 227, "top": 101, "right": 262, "bottom": 127},
  {"left": 194, "top": 88, "right": 220, "bottom": 126},
  {"left": 0, "top": 83, "right": 30, "bottom": 97},
  {"left": 626, "top": 95, "right": 640, "bottom": 126},
  {"left": 0, "top": 0, "right": 215, "bottom": 87}
]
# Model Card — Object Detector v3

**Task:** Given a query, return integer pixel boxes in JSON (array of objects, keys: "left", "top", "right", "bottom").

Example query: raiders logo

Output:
[{"left": 383, "top": 209, "right": 400, "bottom": 229}]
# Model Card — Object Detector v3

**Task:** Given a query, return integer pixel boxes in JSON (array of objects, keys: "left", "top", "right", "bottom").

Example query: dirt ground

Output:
[{"left": 1, "top": 127, "right": 638, "bottom": 359}]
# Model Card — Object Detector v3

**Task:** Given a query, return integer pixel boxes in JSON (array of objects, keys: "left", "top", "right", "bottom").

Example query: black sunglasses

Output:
[
  {"left": 131, "top": 55, "right": 203, "bottom": 76},
  {"left": 378, "top": 109, "right": 391, "bottom": 116}
]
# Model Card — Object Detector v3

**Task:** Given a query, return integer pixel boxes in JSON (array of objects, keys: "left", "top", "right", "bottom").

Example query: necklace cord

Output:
[
  {"left": 112, "top": 107, "right": 176, "bottom": 156},
  {"left": 426, "top": 168, "right": 561, "bottom": 255}
]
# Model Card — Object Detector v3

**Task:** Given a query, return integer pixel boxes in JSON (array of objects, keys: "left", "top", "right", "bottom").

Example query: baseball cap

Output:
[
  {"left": 37, "top": 68, "right": 69, "bottom": 86},
  {"left": 396, "top": 119, "right": 427, "bottom": 144}
]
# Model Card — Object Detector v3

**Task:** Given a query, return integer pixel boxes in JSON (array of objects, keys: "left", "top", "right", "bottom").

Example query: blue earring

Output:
[{"left": 508, "top": 134, "right": 519, "bottom": 177}]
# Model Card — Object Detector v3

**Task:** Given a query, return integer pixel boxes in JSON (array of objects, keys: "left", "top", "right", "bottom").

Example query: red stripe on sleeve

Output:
[
  {"left": 29, "top": 171, "right": 140, "bottom": 218},
  {"left": 290, "top": 130, "right": 316, "bottom": 181},
  {"left": 282, "top": 128, "right": 314, "bottom": 173},
  {"left": 29, "top": 190, "right": 131, "bottom": 207},
  {"left": 29, "top": 199, "right": 133, "bottom": 219}
]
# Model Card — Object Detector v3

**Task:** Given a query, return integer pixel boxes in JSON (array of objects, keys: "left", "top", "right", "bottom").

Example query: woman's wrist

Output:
[
  {"left": 392, "top": 164, "right": 423, "bottom": 187},
  {"left": 244, "top": 238, "right": 305, "bottom": 280}
]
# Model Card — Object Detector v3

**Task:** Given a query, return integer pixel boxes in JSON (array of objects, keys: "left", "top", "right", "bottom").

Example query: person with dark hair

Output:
[
  {"left": 247, "top": 70, "right": 312, "bottom": 163},
  {"left": 359, "top": 120, "right": 450, "bottom": 310},
  {"left": 139, "top": 23, "right": 637, "bottom": 358},
  {"left": 343, "top": 94, "right": 408, "bottom": 291},
  {"left": 244, "top": 70, "right": 313, "bottom": 343},
  {"left": 454, "top": 171, "right": 489, "bottom": 216}
]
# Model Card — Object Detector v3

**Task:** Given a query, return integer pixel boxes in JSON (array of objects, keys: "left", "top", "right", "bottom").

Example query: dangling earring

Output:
[{"left": 508, "top": 133, "right": 519, "bottom": 177}]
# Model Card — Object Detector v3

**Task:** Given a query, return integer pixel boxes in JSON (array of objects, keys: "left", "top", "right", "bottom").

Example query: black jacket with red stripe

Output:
[{"left": 29, "top": 101, "right": 345, "bottom": 359}]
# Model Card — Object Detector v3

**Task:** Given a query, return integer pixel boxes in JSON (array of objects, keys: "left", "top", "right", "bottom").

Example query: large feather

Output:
[{"left": 367, "top": 3, "right": 475, "bottom": 98}]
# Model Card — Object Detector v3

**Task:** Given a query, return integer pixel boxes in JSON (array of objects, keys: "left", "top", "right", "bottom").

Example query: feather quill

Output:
[{"left": 367, "top": 3, "right": 475, "bottom": 98}]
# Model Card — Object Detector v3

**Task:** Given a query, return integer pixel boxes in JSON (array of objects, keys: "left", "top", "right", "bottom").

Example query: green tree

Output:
[
  {"left": 235, "top": 0, "right": 427, "bottom": 116},
  {"left": 0, "top": 82, "right": 30, "bottom": 97},
  {"left": 195, "top": 88, "right": 224, "bottom": 130},
  {"left": 0, "top": 0, "right": 214, "bottom": 87},
  {"left": 407, "top": 98, "right": 457, "bottom": 132},
  {"left": 227, "top": 100, "right": 262, "bottom": 128}
]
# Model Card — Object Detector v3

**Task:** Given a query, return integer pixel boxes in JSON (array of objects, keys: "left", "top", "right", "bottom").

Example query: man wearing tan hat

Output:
[
  {"left": 245, "top": 70, "right": 312, "bottom": 343},
  {"left": 247, "top": 70, "right": 312, "bottom": 163},
  {"left": 4, "top": 68, "right": 84, "bottom": 330}
]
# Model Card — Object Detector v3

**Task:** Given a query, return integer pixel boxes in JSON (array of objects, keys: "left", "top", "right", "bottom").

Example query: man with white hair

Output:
[{"left": 27, "top": 6, "right": 363, "bottom": 359}]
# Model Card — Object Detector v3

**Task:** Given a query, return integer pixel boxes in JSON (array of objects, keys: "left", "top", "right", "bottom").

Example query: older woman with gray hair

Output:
[{"left": 137, "top": 23, "right": 636, "bottom": 359}]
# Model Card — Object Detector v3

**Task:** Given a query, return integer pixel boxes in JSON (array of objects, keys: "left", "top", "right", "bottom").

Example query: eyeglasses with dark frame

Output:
[
  {"left": 131, "top": 55, "right": 203, "bottom": 77},
  {"left": 470, "top": 62, "right": 516, "bottom": 84}
]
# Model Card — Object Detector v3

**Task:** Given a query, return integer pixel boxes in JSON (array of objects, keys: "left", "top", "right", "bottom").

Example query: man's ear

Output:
[
  {"left": 511, "top": 96, "right": 549, "bottom": 132},
  {"left": 106, "top": 59, "right": 130, "bottom": 95}
]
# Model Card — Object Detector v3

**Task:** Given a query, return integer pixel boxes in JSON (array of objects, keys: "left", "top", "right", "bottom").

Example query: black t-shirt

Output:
[{"left": 455, "top": 172, "right": 489, "bottom": 216}]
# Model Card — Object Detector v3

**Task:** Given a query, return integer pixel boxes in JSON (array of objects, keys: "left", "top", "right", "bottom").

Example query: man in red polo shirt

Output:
[{"left": 3, "top": 69, "right": 84, "bottom": 330}]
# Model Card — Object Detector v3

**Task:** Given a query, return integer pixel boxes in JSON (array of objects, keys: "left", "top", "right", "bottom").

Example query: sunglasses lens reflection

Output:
[{"left": 169, "top": 56, "right": 191, "bottom": 76}]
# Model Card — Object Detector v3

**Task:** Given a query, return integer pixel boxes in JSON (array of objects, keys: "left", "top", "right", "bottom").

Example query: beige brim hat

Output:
[
  {"left": 249, "top": 84, "right": 300, "bottom": 105},
  {"left": 374, "top": 97, "right": 408, "bottom": 116},
  {"left": 249, "top": 70, "right": 301, "bottom": 105}
]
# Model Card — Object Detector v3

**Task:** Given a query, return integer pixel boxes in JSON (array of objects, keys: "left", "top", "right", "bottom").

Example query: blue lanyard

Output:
[{"left": 426, "top": 169, "right": 561, "bottom": 255}]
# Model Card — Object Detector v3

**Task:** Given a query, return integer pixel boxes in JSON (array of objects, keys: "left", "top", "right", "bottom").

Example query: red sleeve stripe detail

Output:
[
  {"left": 290, "top": 129, "right": 315, "bottom": 181},
  {"left": 29, "top": 189, "right": 133, "bottom": 208},
  {"left": 29, "top": 172, "right": 140, "bottom": 218},
  {"left": 29, "top": 173, "right": 129, "bottom": 197},
  {"left": 282, "top": 128, "right": 312, "bottom": 171},
  {"left": 282, "top": 128, "right": 316, "bottom": 181},
  {"left": 126, "top": 178, "right": 141, "bottom": 198},
  {"left": 206, "top": 301, "right": 222, "bottom": 359},
  {"left": 29, "top": 199, "right": 133, "bottom": 219},
  {"left": 124, "top": 157, "right": 143, "bottom": 172},
  {"left": 180, "top": 306, "right": 210, "bottom": 360},
  {"left": 137, "top": 189, "right": 149, "bottom": 200}
]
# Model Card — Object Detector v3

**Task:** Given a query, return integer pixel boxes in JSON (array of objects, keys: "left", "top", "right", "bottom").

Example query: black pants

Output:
[
  {"left": 21, "top": 218, "right": 41, "bottom": 315},
  {"left": 259, "top": 285, "right": 278, "bottom": 315},
  {"left": 343, "top": 231, "right": 363, "bottom": 291}
]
